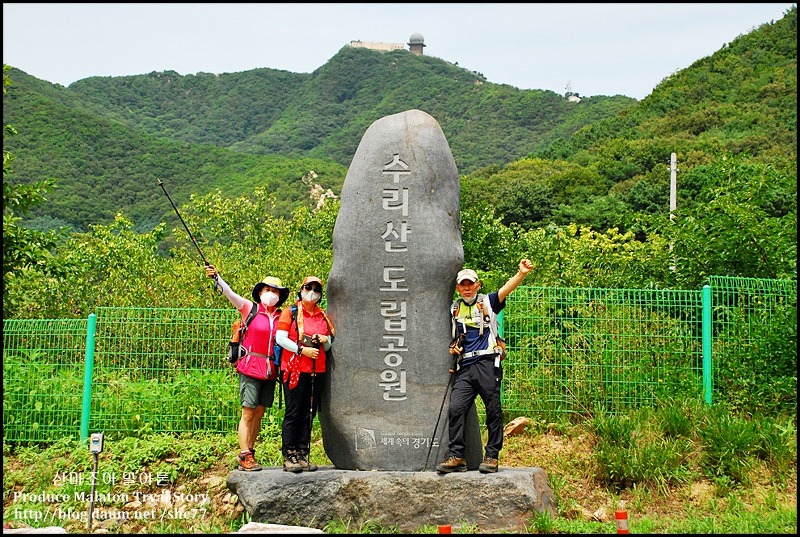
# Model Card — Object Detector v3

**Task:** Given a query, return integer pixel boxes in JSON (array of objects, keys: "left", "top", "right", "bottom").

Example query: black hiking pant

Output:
[
  {"left": 446, "top": 358, "right": 503, "bottom": 459},
  {"left": 281, "top": 372, "right": 324, "bottom": 456}
]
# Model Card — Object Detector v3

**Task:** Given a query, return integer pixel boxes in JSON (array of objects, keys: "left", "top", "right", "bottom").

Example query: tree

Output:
[{"left": 663, "top": 155, "right": 797, "bottom": 286}]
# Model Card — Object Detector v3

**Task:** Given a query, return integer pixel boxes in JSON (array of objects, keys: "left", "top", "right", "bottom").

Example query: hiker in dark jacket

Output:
[{"left": 436, "top": 259, "right": 533, "bottom": 474}]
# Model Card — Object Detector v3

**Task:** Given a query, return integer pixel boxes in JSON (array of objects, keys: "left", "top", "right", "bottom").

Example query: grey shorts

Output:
[{"left": 238, "top": 373, "right": 277, "bottom": 408}]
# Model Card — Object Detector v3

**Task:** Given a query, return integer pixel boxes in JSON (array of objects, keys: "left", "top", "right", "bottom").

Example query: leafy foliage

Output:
[
  {"left": 2, "top": 189, "right": 340, "bottom": 318},
  {"left": 659, "top": 155, "right": 797, "bottom": 286}
]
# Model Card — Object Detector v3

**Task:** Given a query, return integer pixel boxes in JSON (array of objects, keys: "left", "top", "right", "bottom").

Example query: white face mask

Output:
[
  {"left": 462, "top": 294, "right": 478, "bottom": 305},
  {"left": 301, "top": 290, "right": 321, "bottom": 303},
  {"left": 261, "top": 291, "right": 279, "bottom": 307}
]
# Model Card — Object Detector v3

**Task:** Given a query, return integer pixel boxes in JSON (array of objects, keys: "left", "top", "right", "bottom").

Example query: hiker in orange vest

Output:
[{"left": 275, "top": 276, "right": 335, "bottom": 473}]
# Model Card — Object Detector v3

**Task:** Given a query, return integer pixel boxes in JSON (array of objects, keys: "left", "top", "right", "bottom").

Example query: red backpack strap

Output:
[{"left": 295, "top": 303, "right": 336, "bottom": 341}]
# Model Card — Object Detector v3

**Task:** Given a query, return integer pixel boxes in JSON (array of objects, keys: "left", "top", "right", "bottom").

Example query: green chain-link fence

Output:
[
  {"left": 3, "top": 277, "right": 795, "bottom": 443},
  {"left": 3, "top": 318, "right": 90, "bottom": 443},
  {"left": 502, "top": 286, "right": 705, "bottom": 421},
  {"left": 706, "top": 276, "right": 797, "bottom": 417}
]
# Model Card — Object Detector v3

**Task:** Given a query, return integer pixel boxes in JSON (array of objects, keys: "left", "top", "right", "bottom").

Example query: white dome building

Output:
[{"left": 408, "top": 33, "right": 426, "bottom": 55}]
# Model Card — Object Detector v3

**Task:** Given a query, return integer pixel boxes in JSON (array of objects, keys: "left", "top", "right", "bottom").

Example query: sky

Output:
[{"left": 3, "top": 3, "right": 796, "bottom": 100}]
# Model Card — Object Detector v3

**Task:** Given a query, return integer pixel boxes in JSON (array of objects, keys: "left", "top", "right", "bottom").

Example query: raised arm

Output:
[
  {"left": 497, "top": 259, "right": 534, "bottom": 303},
  {"left": 205, "top": 264, "right": 248, "bottom": 311}
]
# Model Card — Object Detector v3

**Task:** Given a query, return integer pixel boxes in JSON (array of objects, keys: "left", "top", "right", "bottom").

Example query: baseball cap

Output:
[
  {"left": 456, "top": 269, "right": 479, "bottom": 283},
  {"left": 302, "top": 276, "right": 323, "bottom": 287}
]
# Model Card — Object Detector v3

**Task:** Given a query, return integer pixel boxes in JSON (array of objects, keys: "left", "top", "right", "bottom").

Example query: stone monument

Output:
[{"left": 321, "top": 109, "right": 482, "bottom": 470}]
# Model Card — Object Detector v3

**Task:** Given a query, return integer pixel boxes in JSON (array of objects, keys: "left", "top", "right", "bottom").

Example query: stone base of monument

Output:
[{"left": 227, "top": 466, "right": 557, "bottom": 533}]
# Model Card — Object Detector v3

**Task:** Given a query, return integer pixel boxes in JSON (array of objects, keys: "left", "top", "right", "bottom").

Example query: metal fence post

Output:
[
  {"left": 702, "top": 285, "right": 712, "bottom": 405},
  {"left": 80, "top": 313, "right": 97, "bottom": 442}
]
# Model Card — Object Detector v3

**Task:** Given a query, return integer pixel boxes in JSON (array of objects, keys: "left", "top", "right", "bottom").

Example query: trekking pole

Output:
[
  {"left": 308, "top": 355, "right": 316, "bottom": 454},
  {"left": 277, "top": 375, "right": 283, "bottom": 409},
  {"left": 158, "top": 179, "right": 219, "bottom": 292},
  {"left": 157, "top": 179, "right": 210, "bottom": 267},
  {"left": 424, "top": 355, "right": 457, "bottom": 470}
]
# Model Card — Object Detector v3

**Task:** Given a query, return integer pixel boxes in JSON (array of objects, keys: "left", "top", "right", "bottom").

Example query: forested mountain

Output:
[
  {"left": 3, "top": 6, "right": 796, "bottom": 240},
  {"left": 4, "top": 42, "right": 632, "bottom": 231},
  {"left": 49, "top": 47, "right": 637, "bottom": 173}
]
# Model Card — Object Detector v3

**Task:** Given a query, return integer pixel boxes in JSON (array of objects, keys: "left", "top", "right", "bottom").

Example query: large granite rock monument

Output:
[{"left": 322, "top": 109, "right": 482, "bottom": 470}]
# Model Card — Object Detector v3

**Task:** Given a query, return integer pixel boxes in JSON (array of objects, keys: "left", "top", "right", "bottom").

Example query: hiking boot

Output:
[
  {"left": 237, "top": 450, "right": 262, "bottom": 472},
  {"left": 435, "top": 455, "right": 467, "bottom": 474},
  {"left": 282, "top": 452, "right": 303, "bottom": 473},
  {"left": 296, "top": 451, "right": 318, "bottom": 472},
  {"left": 479, "top": 456, "right": 499, "bottom": 473}
]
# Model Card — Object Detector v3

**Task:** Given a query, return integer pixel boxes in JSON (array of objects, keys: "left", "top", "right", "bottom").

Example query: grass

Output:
[{"left": 3, "top": 400, "right": 796, "bottom": 533}]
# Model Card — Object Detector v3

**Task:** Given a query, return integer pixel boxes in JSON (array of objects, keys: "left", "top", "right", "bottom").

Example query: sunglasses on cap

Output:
[{"left": 302, "top": 283, "right": 322, "bottom": 292}]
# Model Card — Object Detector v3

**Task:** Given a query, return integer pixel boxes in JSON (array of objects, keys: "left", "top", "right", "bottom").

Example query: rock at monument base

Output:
[
  {"left": 504, "top": 416, "right": 532, "bottom": 436},
  {"left": 227, "top": 466, "right": 557, "bottom": 533},
  {"left": 322, "top": 109, "right": 481, "bottom": 470}
]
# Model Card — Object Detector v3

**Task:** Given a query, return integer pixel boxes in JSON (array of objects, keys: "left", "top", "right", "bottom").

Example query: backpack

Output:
[
  {"left": 450, "top": 294, "right": 507, "bottom": 361},
  {"left": 271, "top": 305, "right": 297, "bottom": 369},
  {"left": 227, "top": 302, "right": 259, "bottom": 364}
]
